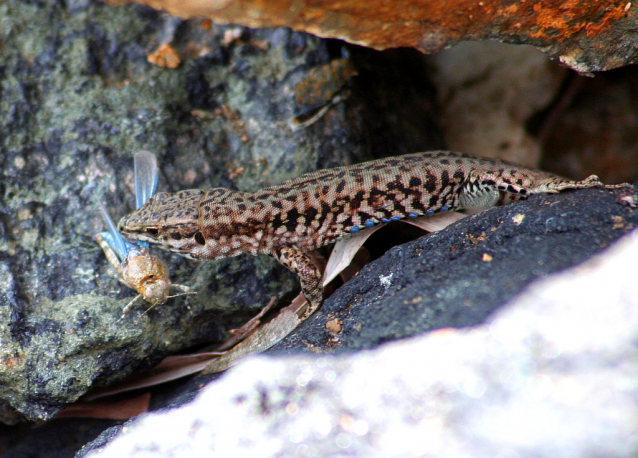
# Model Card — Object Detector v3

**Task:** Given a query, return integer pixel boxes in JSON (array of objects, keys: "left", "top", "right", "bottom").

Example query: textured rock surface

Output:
[
  {"left": 427, "top": 42, "right": 567, "bottom": 166},
  {"left": 81, "top": 227, "right": 638, "bottom": 458},
  {"left": 538, "top": 65, "right": 638, "bottom": 184},
  {"left": 0, "top": 0, "right": 441, "bottom": 424},
  {"left": 103, "top": 0, "right": 638, "bottom": 73}
]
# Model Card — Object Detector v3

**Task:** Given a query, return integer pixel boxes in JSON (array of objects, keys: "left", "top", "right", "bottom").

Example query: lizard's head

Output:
[
  {"left": 120, "top": 188, "right": 260, "bottom": 260},
  {"left": 118, "top": 190, "right": 204, "bottom": 259}
]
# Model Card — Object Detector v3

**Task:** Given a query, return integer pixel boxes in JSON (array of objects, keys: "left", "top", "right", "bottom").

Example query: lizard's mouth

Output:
[
  {"left": 119, "top": 227, "right": 162, "bottom": 245},
  {"left": 120, "top": 226, "right": 204, "bottom": 260}
]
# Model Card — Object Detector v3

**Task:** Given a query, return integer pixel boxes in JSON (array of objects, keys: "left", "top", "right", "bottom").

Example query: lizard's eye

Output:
[
  {"left": 145, "top": 228, "right": 159, "bottom": 237},
  {"left": 194, "top": 232, "right": 205, "bottom": 245}
]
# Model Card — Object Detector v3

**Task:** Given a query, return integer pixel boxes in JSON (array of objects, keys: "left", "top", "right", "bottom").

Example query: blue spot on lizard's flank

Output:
[
  {"left": 391, "top": 216, "right": 401, "bottom": 222},
  {"left": 381, "top": 218, "right": 390, "bottom": 223},
  {"left": 441, "top": 205, "right": 449, "bottom": 212},
  {"left": 425, "top": 209, "right": 434, "bottom": 216},
  {"left": 408, "top": 212, "right": 418, "bottom": 218},
  {"left": 350, "top": 225, "right": 360, "bottom": 233},
  {"left": 365, "top": 219, "right": 375, "bottom": 228}
]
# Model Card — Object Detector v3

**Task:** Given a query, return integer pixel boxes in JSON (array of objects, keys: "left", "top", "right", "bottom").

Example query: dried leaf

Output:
[
  {"left": 323, "top": 212, "right": 466, "bottom": 286},
  {"left": 147, "top": 44, "right": 181, "bottom": 69},
  {"left": 85, "top": 353, "right": 224, "bottom": 400},
  {"left": 323, "top": 225, "right": 384, "bottom": 286},
  {"left": 216, "top": 296, "right": 277, "bottom": 352},
  {"left": 402, "top": 212, "right": 467, "bottom": 232},
  {"left": 202, "top": 305, "right": 304, "bottom": 374},
  {"left": 338, "top": 247, "right": 370, "bottom": 285},
  {"left": 56, "top": 393, "right": 151, "bottom": 419}
]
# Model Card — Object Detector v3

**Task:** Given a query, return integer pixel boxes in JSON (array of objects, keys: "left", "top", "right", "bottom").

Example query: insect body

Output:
[{"left": 96, "top": 151, "right": 189, "bottom": 313}]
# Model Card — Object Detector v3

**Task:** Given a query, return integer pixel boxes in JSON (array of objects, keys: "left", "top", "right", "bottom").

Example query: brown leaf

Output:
[
  {"left": 85, "top": 353, "right": 225, "bottom": 400},
  {"left": 323, "top": 212, "right": 466, "bottom": 286},
  {"left": 323, "top": 225, "right": 384, "bottom": 286},
  {"left": 216, "top": 296, "right": 278, "bottom": 352},
  {"left": 401, "top": 212, "right": 467, "bottom": 232},
  {"left": 202, "top": 305, "right": 304, "bottom": 374},
  {"left": 55, "top": 393, "right": 151, "bottom": 419}
]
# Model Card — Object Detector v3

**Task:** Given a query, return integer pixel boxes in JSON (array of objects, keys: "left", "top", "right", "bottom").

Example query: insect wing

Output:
[
  {"left": 134, "top": 151, "right": 159, "bottom": 209},
  {"left": 99, "top": 201, "right": 134, "bottom": 262}
]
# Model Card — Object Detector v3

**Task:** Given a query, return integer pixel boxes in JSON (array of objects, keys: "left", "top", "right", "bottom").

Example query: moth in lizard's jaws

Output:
[{"left": 96, "top": 151, "right": 192, "bottom": 315}]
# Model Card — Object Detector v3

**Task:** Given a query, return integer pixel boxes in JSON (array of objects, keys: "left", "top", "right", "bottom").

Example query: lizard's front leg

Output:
[{"left": 273, "top": 246, "right": 324, "bottom": 319}]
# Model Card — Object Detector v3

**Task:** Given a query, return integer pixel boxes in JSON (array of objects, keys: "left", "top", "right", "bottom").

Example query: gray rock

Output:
[{"left": 83, "top": 226, "right": 638, "bottom": 458}]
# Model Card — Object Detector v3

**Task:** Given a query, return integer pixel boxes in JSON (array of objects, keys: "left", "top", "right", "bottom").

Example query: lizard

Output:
[{"left": 117, "top": 150, "right": 632, "bottom": 319}]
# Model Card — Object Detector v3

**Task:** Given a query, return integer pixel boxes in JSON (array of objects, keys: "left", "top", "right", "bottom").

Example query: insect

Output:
[{"left": 95, "top": 151, "right": 190, "bottom": 314}]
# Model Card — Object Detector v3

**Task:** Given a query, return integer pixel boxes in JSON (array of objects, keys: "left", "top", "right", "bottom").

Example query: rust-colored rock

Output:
[
  {"left": 103, "top": 0, "right": 637, "bottom": 72},
  {"left": 294, "top": 58, "right": 357, "bottom": 107},
  {"left": 147, "top": 43, "right": 181, "bottom": 68}
]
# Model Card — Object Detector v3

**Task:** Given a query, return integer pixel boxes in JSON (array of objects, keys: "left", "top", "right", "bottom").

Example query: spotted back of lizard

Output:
[{"left": 118, "top": 150, "right": 619, "bottom": 260}]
